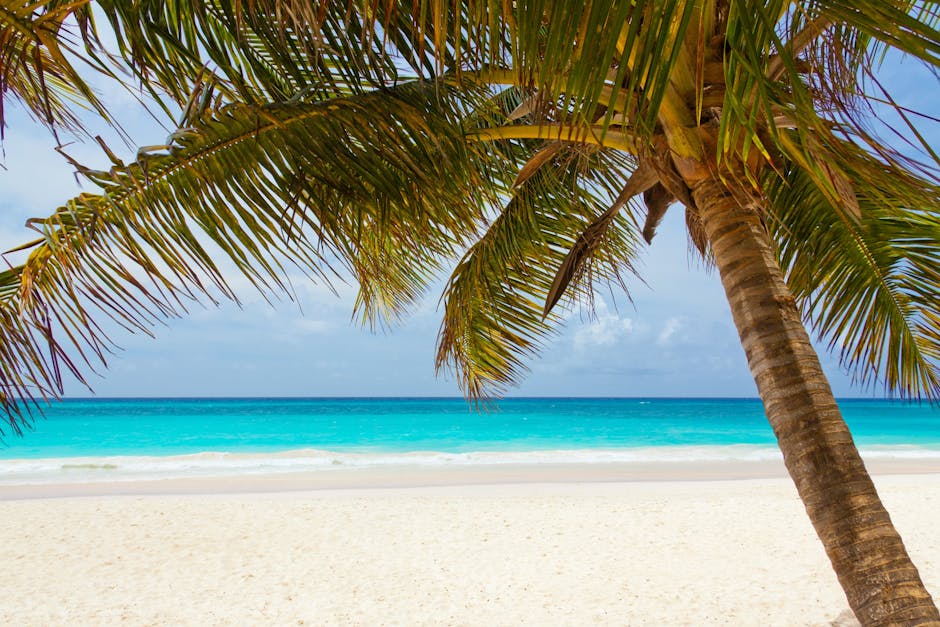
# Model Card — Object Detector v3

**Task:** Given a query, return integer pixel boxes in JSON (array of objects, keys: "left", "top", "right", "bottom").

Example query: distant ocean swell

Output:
[{"left": 3, "top": 444, "right": 940, "bottom": 485}]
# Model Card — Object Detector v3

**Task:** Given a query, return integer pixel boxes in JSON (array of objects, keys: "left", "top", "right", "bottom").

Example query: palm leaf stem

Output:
[{"left": 469, "top": 124, "right": 638, "bottom": 153}]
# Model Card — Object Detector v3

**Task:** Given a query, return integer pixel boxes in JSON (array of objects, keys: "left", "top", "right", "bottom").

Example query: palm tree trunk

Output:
[{"left": 691, "top": 176, "right": 940, "bottom": 626}]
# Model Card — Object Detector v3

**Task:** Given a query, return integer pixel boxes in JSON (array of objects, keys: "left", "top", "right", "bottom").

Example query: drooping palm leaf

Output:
[
  {"left": 93, "top": 0, "right": 711, "bottom": 147},
  {"left": 0, "top": 80, "right": 493, "bottom": 432},
  {"left": 93, "top": 0, "right": 411, "bottom": 111},
  {"left": 436, "top": 140, "right": 643, "bottom": 398},
  {"left": 543, "top": 159, "right": 659, "bottom": 317},
  {"left": 0, "top": 0, "right": 111, "bottom": 136},
  {"left": 766, "top": 139, "right": 940, "bottom": 398},
  {"left": 720, "top": 1, "right": 940, "bottom": 192}
]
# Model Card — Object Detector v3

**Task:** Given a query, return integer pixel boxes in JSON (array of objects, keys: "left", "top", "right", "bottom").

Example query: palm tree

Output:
[{"left": 2, "top": 1, "right": 939, "bottom": 624}]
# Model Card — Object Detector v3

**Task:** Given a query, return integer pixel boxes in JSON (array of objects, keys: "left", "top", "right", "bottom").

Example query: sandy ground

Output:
[{"left": 0, "top": 467, "right": 938, "bottom": 626}]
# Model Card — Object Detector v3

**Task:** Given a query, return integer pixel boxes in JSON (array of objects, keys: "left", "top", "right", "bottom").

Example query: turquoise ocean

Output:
[{"left": 1, "top": 397, "right": 939, "bottom": 484}]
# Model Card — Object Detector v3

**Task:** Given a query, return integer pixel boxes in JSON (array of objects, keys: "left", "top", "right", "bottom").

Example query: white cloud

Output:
[
  {"left": 291, "top": 318, "right": 331, "bottom": 335},
  {"left": 573, "top": 297, "right": 634, "bottom": 349},
  {"left": 657, "top": 317, "right": 682, "bottom": 345}
]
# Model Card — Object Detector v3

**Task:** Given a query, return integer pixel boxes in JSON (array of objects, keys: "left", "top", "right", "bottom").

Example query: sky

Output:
[{"left": 0, "top": 44, "right": 936, "bottom": 399}]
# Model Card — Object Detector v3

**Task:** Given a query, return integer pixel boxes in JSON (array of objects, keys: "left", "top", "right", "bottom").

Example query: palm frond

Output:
[
  {"left": 815, "top": 1, "right": 940, "bottom": 69},
  {"left": 719, "top": 0, "right": 793, "bottom": 171},
  {"left": 543, "top": 158, "right": 658, "bottom": 317},
  {"left": 0, "top": 0, "right": 111, "bottom": 137},
  {"left": 766, "top": 141, "right": 940, "bottom": 398},
  {"left": 719, "top": 2, "right": 940, "bottom": 182},
  {"left": 796, "top": 2, "right": 940, "bottom": 184},
  {"left": 93, "top": 0, "right": 432, "bottom": 112},
  {"left": 93, "top": 1, "right": 712, "bottom": 147},
  {"left": 436, "top": 142, "right": 642, "bottom": 398},
  {"left": 0, "top": 81, "right": 491, "bottom": 433}
]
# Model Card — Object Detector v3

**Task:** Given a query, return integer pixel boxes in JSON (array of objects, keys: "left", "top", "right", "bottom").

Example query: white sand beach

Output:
[{"left": 1, "top": 463, "right": 938, "bottom": 626}]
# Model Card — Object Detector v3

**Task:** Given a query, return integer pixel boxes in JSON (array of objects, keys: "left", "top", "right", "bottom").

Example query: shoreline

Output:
[{"left": 3, "top": 455, "right": 940, "bottom": 500}]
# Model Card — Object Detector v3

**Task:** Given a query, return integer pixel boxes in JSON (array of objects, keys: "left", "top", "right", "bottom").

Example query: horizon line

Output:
[{"left": 51, "top": 395, "right": 901, "bottom": 402}]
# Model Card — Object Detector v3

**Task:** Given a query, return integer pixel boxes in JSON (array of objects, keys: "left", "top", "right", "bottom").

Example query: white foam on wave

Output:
[
  {"left": 0, "top": 444, "right": 937, "bottom": 485},
  {"left": 858, "top": 445, "right": 940, "bottom": 459}
]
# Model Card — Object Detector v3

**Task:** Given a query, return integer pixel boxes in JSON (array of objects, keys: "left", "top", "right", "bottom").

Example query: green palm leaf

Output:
[
  {"left": 93, "top": 0, "right": 423, "bottom": 111},
  {"left": 437, "top": 141, "right": 643, "bottom": 398},
  {"left": 719, "top": 1, "right": 940, "bottom": 191},
  {"left": 0, "top": 81, "right": 491, "bottom": 432},
  {"left": 766, "top": 140, "right": 940, "bottom": 398},
  {"left": 93, "top": 0, "right": 710, "bottom": 146},
  {"left": 0, "top": 0, "right": 111, "bottom": 136}
]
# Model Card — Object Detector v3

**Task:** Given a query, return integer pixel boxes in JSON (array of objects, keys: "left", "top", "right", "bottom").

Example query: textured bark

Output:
[{"left": 692, "top": 177, "right": 940, "bottom": 626}]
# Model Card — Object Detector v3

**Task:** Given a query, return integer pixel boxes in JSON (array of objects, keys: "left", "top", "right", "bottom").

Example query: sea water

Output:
[{"left": 1, "top": 397, "right": 938, "bottom": 484}]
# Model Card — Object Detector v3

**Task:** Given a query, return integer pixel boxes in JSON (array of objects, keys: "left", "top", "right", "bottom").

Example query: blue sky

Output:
[{"left": 0, "top": 49, "right": 936, "bottom": 399}]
